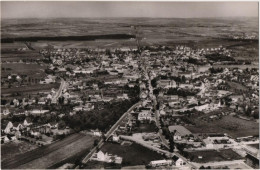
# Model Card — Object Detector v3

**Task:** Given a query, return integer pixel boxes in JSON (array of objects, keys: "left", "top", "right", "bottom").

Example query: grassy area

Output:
[
  {"left": 132, "top": 122, "right": 158, "bottom": 133},
  {"left": 1, "top": 83, "right": 60, "bottom": 94},
  {"left": 186, "top": 115, "right": 259, "bottom": 138},
  {"left": 248, "top": 144, "right": 259, "bottom": 149},
  {"left": 83, "top": 160, "right": 122, "bottom": 169},
  {"left": 1, "top": 141, "right": 38, "bottom": 162},
  {"left": 83, "top": 161, "right": 106, "bottom": 169},
  {"left": 226, "top": 81, "right": 248, "bottom": 92},
  {"left": 186, "top": 149, "right": 242, "bottom": 163},
  {"left": 48, "top": 147, "right": 92, "bottom": 169},
  {"left": 101, "top": 142, "right": 165, "bottom": 166}
]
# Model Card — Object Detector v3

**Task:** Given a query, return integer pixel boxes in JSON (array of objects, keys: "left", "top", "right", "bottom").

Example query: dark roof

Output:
[
  {"left": 1, "top": 120, "right": 9, "bottom": 129},
  {"left": 208, "top": 133, "right": 225, "bottom": 137},
  {"left": 172, "top": 155, "right": 179, "bottom": 162},
  {"left": 49, "top": 121, "right": 57, "bottom": 126},
  {"left": 13, "top": 122, "right": 21, "bottom": 127},
  {"left": 25, "top": 117, "right": 32, "bottom": 123}
]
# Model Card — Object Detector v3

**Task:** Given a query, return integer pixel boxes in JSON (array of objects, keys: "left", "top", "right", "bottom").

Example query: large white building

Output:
[{"left": 138, "top": 110, "right": 152, "bottom": 121}]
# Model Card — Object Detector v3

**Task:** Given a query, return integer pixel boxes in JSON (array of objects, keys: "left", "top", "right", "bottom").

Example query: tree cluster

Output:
[
  {"left": 62, "top": 99, "right": 138, "bottom": 132},
  {"left": 167, "top": 88, "right": 198, "bottom": 97}
]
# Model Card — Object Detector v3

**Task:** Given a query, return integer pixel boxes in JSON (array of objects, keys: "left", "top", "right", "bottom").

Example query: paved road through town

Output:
[{"left": 143, "top": 56, "right": 197, "bottom": 169}]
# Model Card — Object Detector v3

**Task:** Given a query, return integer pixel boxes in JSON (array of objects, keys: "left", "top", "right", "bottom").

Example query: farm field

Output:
[
  {"left": 2, "top": 63, "right": 46, "bottom": 76},
  {"left": 1, "top": 133, "right": 97, "bottom": 169},
  {"left": 186, "top": 149, "right": 242, "bottom": 163},
  {"left": 100, "top": 142, "right": 165, "bottom": 166},
  {"left": 227, "top": 41, "right": 259, "bottom": 61},
  {"left": 1, "top": 18, "right": 258, "bottom": 49},
  {"left": 185, "top": 115, "right": 259, "bottom": 138},
  {"left": 226, "top": 81, "right": 248, "bottom": 92},
  {"left": 1, "top": 83, "right": 60, "bottom": 94},
  {"left": 212, "top": 64, "right": 259, "bottom": 69},
  {"left": 1, "top": 50, "right": 43, "bottom": 62},
  {"left": 1, "top": 141, "right": 38, "bottom": 163}
]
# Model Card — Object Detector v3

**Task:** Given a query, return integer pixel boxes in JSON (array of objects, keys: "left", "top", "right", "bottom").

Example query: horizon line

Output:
[{"left": 2, "top": 16, "right": 258, "bottom": 19}]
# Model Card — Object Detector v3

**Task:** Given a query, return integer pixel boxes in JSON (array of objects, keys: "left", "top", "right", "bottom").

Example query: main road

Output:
[
  {"left": 145, "top": 66, "right": 170, "bottom": 150},
  {"left": 144, "top": 58, "right": 197, "bottom": 169}
]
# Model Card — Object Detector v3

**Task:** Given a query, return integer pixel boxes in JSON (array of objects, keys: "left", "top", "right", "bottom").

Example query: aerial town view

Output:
[{"left": 1, "top": 1, "right": 259, "bottom": 170}]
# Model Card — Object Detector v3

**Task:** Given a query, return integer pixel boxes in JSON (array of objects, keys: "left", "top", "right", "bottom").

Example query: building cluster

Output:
[{"left": 1, "top": 44, "right": 259, "bottom": 169}]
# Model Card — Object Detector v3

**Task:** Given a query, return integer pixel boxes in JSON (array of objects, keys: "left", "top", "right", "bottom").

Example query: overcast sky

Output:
[{"left": 1, "top": 1, "right": 258, "bottom": 19}]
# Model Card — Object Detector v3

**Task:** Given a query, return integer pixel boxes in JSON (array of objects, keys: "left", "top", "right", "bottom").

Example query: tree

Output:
[
  {"left": 58, "top": 96, "right": 65, "bottom": 105},
  {"left": 66, "top": 67, "right": 72, "bottom": 72},
  {"left": 169, "top": 139, "right": 175, "bottom": 152},
  {"left": 94, "top": 139, "right": 99, "bottom": 147},
  {"left": 181, "top": 75, "right": 186, "bottom": 83},
  {"left": 58, "top": 120, "right": 66, "bottom": 130},
  {"left": 153, "top": 89, "right": 159, "bottom": 96},
  {"left": 1, "top": 99, "right": 7, "bottom": 105},
  {"left": 35, "top": 97, "right": 39, "bottom": 104},
  {"left": 253, "top": 110, "right": 259, "bottom": 119},
  {"left": 224, "top": 96, "right": 232, "bottom": 107},
  {"left": 151, "top": 78, "right": 158, "bottom": 88}
]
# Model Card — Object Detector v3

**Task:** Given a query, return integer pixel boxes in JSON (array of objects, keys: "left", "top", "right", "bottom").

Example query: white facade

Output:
[
  {"left": 138, "top": 110, "right": 152, "bottom": 121},
  {"left": 150, "top": 160, "right": 172, "bottom": 167},
  {"left": 4, "top": 122, "right": 13, "bottom": 134},
  {"left": 175, "top": 158, "right": 185, "bottom": 167}
]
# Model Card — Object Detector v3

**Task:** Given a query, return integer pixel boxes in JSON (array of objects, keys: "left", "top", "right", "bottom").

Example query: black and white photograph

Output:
[{"left": 0, "top": 1, "right": 259, "bottom": 169}]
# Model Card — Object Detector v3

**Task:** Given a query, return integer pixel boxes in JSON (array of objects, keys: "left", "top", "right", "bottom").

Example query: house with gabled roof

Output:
[
  {"left": 1, "top": 135, "right": 10, "bottom": 143},
  {"left": 4, "top": 121, "right": 13, "bottom": 134},
  {"left": 24, "top": 117, "right": 33, "bottom": 127},
  {"left": 47, "top": 122, "right": 58, "bottom": 129},
  {"left": 168, "top": 125, "right": 192, "bottom": 141},
  {"left": 12, "top": 122, "right": 24, "bottom": 131}
]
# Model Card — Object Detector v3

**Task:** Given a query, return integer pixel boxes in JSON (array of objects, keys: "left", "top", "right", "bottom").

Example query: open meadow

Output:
[
  {"left": 2, "top": 63, "right": 46, "bottom": 76},
  {"left": 101, "top": 142, "right": 165, "bottom": 166},
  {"left": 185, "top": 115, "right": 259, "bottom": 138},
  {"left": 1, "top": 83, "right": 60, "bottom": 95},
  {"left": 186, "top": 149, "right": 242, "bottom": 163}
]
